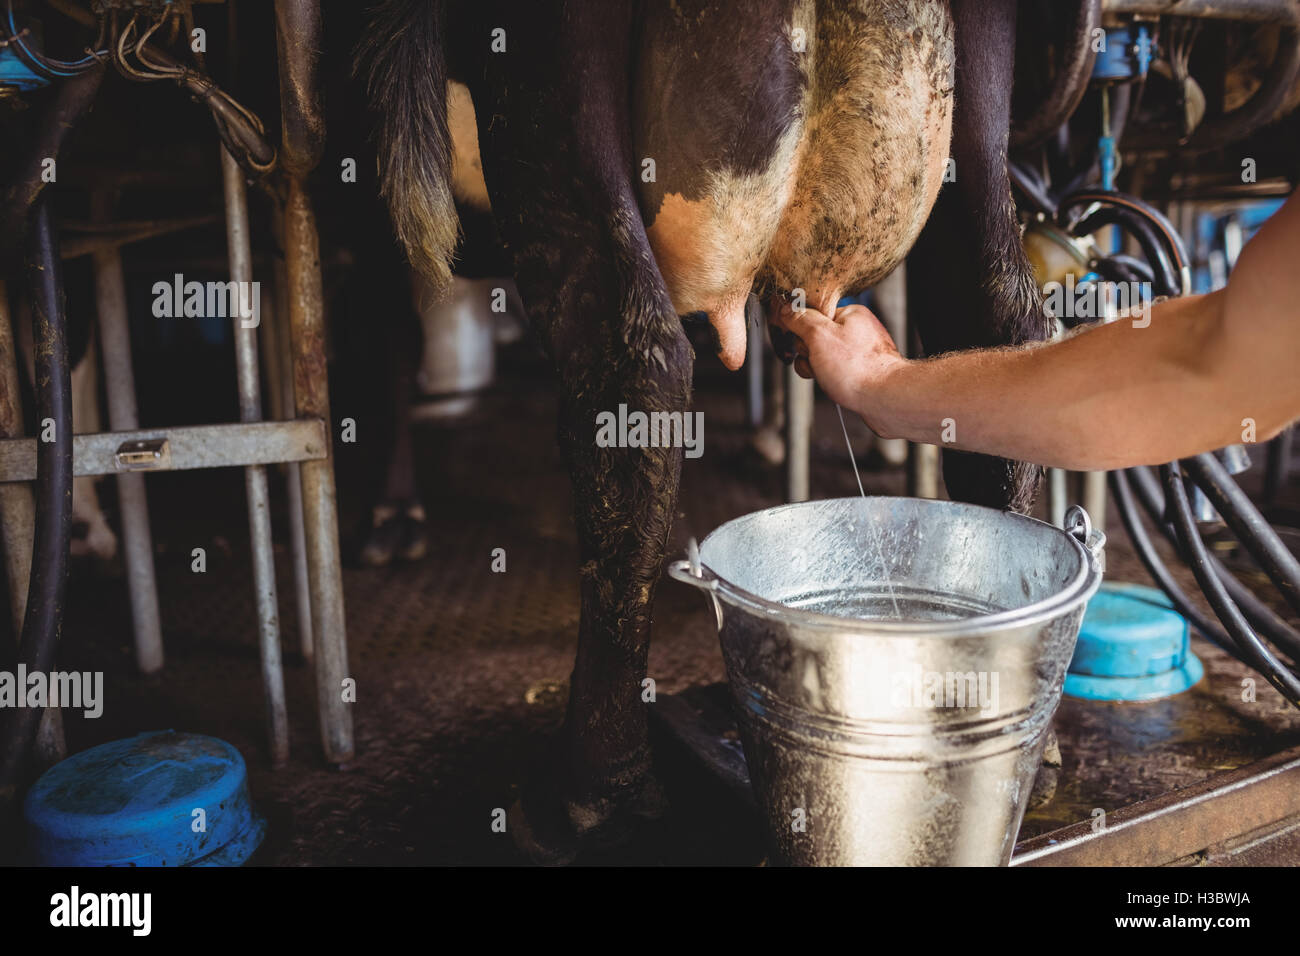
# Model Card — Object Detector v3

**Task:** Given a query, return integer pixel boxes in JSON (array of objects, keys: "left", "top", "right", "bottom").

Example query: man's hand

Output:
[{"left": 770, "top": 301, "right": 909, "bottom": 436}]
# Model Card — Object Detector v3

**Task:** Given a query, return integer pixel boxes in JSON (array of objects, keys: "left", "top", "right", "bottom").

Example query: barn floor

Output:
[{"left": 8, "top": 338, "right": 1300, "bottom": 866}]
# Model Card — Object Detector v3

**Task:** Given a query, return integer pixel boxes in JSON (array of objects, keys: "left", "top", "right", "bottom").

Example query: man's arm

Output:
[{"left": 775, "top": 192, "right": 1300, "bottom": 471}]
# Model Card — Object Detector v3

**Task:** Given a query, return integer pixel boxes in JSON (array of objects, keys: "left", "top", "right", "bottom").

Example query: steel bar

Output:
[
  {"left": 285, "top": 469, "right": 311, "bottom": 662},
  {"left": 1082, "top": 470, "right": 1107, "bottom": 534},
  {"left": 785, "top": 365, "right": 813, "bottom": 502},
  {"left": 1047, "top": 468, "right": 1069, "bottom": 528},
  {"left": 222, "top": 148, "right": 290, "bottom": 766},
  {"left": 92, "top": 191, "right": 165, "bottom": 675},
  {"left": 273, "top": 0, "right": 326, "bottom": 176},
  {"left": 277, "top": 0, "right": 346, "bottom": 754},
  {"left": 0, "top": 200, "right": 73, "bottom": 796},
  {"left": 743, "top": 297, "right": 763, "bottom": 429},
  {"left": 61, "top": 214, "right": 222, "bottom": 260},
  {"left": 1102, "top": 0, "right": 1300, "bottom": 22},
  {"left": 0, "top": 419, "right": 326, "bottom": 482},
  {"left": 270, "top": 208, "right": 312, "bottom": 660},
  {"left": 284, "top": 176, "right": 353, "bottom": 763},
  {"left": 871, "top": 264, "right": 909, "bottom": 466},
  {"left": 909, "top": 443, "right": 940, "bottom": 499}
]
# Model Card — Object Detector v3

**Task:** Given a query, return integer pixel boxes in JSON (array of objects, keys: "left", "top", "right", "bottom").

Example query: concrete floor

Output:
[{"left": 11, "top": 341, "right": 1300, "bottom": 865}]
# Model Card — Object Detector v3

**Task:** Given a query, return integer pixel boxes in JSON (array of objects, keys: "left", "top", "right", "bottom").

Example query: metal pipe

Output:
[
  {"left": 785, "top": 365, "right": 813, "bottom": 502},
  {"left": 0, "top": 200, "right": 74, "bottom": 796},
  {"left": 1047, "top": 468, "right": 1069, "bottom": 528},
  {"left": 744, "top": 297, "right": 763, "bottom": 429},
  {"left": 0, "top": 281, "right": 34, "bottom": 633},
  {"left": 284, "top": 177, "right": 353, "bottom": 763},
  {"left": 276, "top": 0, "right": 348, "bottom": 757},
  {"left": 91, "top": 191, "right": 165, "bottom": 675},
  {"left": 273, "top": 0, "right": 326, "bottom": 176},
  {"left": 1102, "top": 0, "right": 1300, "bottom": 25},
  {"left": 871, "top": 264, "right": 909, "bottom": 466},
  {"left": 271, "top": 213, "right": 312, "bottom": 660},
  {"left": 222, "top": 149, "right": 290, "bottom": 767},
  {"left": 1011, "top": 0, "right": 1102, "bottom": 150},
  {"left": 909, "top": 444, "right": 940, "bottom": 499},
  {"left": 1082, "top": 470, "right": 1108, "bottom": 534}
]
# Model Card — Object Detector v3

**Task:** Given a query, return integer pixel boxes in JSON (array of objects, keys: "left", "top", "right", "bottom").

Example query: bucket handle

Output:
[
  {"left": 1065, "top": 504, "right": 1107, "bottom": 573},
  {"left": 666, "top": 544, "right": 725, "bottom": 630}
]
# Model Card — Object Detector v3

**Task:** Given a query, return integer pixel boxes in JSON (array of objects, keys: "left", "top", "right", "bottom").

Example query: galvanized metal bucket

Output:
[{"left": 669, "top": 497, "right": 1105, "bottom": 866}]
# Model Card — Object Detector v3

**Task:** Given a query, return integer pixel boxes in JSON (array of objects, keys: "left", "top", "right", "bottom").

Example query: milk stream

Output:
[{"left": 836, "top": 403, "right": 902, "bottom": 619}]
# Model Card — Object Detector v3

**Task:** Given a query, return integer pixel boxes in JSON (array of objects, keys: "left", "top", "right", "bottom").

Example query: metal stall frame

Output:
[{"left": 0, "top": 0, "right": 352, "bottom": 766}]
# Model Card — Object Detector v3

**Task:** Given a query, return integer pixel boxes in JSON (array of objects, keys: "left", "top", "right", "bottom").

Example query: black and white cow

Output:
[{"left": 355, "top": 0, "right": 1047, "bottom": 861}]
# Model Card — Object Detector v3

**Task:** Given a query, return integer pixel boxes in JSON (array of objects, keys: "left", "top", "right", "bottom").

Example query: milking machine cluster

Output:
[{"left": 1012, "top": 7, "right": 1300, "bottom": 708}]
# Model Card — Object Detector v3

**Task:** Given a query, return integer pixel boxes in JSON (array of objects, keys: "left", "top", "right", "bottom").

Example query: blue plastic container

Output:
[
  {"left": 24, "top": 730, "right": 266, "bottom": 866},
  {"left": 1065, "top": 582, "right": 1204, "bottom": 701}
]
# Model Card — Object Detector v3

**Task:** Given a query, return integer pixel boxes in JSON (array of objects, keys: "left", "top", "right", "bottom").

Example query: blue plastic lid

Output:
[
  {"left": 1065, "top": 582, "right": 1203, "bottom": 701},
  {"left": 24, "top": 730, "right": 265, "bottom": 867}
]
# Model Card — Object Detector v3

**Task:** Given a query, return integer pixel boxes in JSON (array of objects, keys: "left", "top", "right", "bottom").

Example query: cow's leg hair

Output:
[
  {"left": 906, "top": 0, "right": 1048, "bottom": 513},
  {"left": 463, "top": 1, "right": 688, "bottom": 861}
]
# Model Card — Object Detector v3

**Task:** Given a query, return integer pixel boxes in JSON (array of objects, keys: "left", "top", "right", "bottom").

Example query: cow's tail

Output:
[{"left": 355, "top": 0, "right": 457, "bottom": 292}]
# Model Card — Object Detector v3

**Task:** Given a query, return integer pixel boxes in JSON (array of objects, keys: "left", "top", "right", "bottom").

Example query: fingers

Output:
[{"left": 775, "top": 302, "right": 832, "bottom": 339}]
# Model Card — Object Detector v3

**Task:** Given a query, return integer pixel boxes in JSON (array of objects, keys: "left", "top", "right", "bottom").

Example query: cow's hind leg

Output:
[
  {"left": 907, "top": 0, "right": 1049, "bottom": 513},
  {"left": 464, "top": 4, "right": 688, "bottom": 862}
]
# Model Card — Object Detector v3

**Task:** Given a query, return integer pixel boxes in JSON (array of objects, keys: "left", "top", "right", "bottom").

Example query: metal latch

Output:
[{"left": 115, "top": 438, "right": 170, "bottom": 471}]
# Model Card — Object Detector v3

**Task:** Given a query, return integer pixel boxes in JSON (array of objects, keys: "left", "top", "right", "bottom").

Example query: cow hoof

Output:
[
  {"left": 509, "top": 762, "right": 668, "bottom": 865},
  {"left": 359, "top": 503, "right": 429, "bottom": 567}
]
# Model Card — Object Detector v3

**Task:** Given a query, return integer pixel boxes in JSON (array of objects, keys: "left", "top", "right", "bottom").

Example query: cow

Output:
[{"left": 354, "top": 0, "right": 1047, "bottom": 862}]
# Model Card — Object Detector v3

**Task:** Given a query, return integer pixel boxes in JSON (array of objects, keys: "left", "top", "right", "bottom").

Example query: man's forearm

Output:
[{"left": 865, "top": 289, "right": 1274, "bottom": 471}]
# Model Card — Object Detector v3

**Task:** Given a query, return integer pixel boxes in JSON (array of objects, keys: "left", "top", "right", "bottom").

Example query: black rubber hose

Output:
[
  {"left": 1107, "top": 253, "right": 1155, "bottom": 285},
  {"left": 0, "top": 65, "right": 104, "bottom": 268},
  {"left": 1183, "top": 452, "right": 1300, "bottom": 618},
  {"left": 1062, "top": 190, "right": 1191, "bottom": 273},
  {"left": 1011, "top": 0, "right": 1102, "bottom": 149},
  {"left": 1111, "top": 469, "right": 1244, "bottom": 662},
  {"left": 1162, "top": 462, "right": 1300, "bottom": 704},
  {"left": 1092, "top": 256, "right": 1141, "bottom": 287},
  {"left": 1129, "top": 465, "right": 1300, "bottom": 664},
  {"left": 1071, "top": 206, "right": 1180, "bottom": 297},
  {"left": 1009, "top": 162, "right": 1057, "bottom": 217},
  {"left": 0, "top": 200, "right": 74, "bottom": 794},
  {"left": 1264, "top": 426, "right": 1294, "bottom": 505}
]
